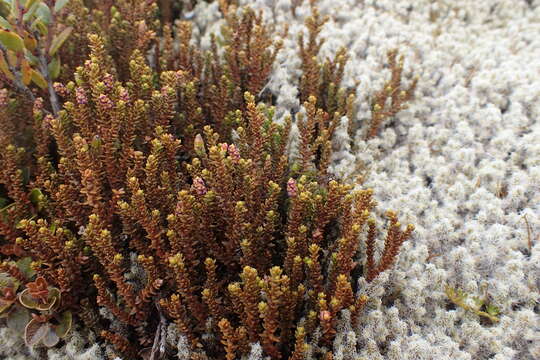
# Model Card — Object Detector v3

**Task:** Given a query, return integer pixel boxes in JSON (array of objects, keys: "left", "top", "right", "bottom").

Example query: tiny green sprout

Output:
[
  {"left": 486, "top": 304, "right": 501, "bottom": 317},
  {"left": 445, "top": 285, "right": 500, "bottom": 323}
]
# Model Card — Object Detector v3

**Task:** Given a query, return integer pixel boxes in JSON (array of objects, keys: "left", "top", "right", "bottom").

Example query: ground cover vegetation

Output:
[{"left": 0, "top": 0, "right": 417, "bottom": 358}]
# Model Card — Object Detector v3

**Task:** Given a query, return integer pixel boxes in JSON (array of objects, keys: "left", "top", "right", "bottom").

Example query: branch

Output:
[
  {"left": 149, "top": 301, "right": 168, "bottom": 360},
  {"left": 36, "top": 46, "right": 60, "bottom": 116}
]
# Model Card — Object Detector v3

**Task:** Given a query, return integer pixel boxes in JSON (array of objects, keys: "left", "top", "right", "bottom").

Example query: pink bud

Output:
[
  {"left": 98, "top": 94, "right": 113, "bottom": 110},
  {"left": 192, "top": 177, "right": 207, "bottom": 195},
  {"left": 228, "top": 144, "right": 240, "bottom": 162},
  {"left": 319, "top": 310, "right": 331, "bottom": 321},
  {"left": 119, "top": 87, "right": 130, "bottom": 102},
  {"left": 103, "top": 73, "right": 114, "bottom": 91},
  {"left": 76, "top": 87, "right": 88, "bottom": 105},
  {"left": 287, "top": 178, "right": 297, "bottom": 198},
  {"left": 43, "top": 114, "right": 54, "bottom": 129}
]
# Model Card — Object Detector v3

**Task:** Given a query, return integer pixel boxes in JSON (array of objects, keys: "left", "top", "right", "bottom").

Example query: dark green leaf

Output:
[{"left": 48, "top": 56, "right": 60, "bottom": 79}]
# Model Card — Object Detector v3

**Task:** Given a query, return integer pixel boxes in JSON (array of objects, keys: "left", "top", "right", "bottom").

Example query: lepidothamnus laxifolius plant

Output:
[{"left": 0, "top": 1, "right": 417, "bottom": 359}]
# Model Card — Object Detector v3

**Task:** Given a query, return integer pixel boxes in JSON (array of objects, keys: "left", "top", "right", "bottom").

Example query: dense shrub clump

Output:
[{"left": 0, "top": 0, "right": 416, "bottom": 358}]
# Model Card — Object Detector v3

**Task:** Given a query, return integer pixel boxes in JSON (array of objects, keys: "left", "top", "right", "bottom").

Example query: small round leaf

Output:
[
  {"left": 42, "top": 326, "right": 60, "bottom": 347},
  {"left": 54, "top": 310, "right": 72, "bottom": 338},
  {"left": 6, "top": 305, "right": 30, "bottom": 333},
  {"left": 24, "top": 319, "right": 49, "bottom": 347}
]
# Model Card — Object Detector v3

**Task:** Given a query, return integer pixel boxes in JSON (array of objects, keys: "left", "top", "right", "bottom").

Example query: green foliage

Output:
[
  {"left": 0, "top": 0, "right": 72, "bottom": 112},
  {"left": 445, "top": 285, "right": 501, "bottom": 324}
]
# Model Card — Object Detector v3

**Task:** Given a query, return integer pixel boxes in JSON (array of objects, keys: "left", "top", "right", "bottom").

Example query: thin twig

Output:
[
  {"left": 149, "top": 301, "right": 168, "bottom": 360},
  {"left": 523, "top": 214, "right": 534, "bottom": 254},
  {"left": 36, "top": 46, "right": 60, "bottom": 116}
]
